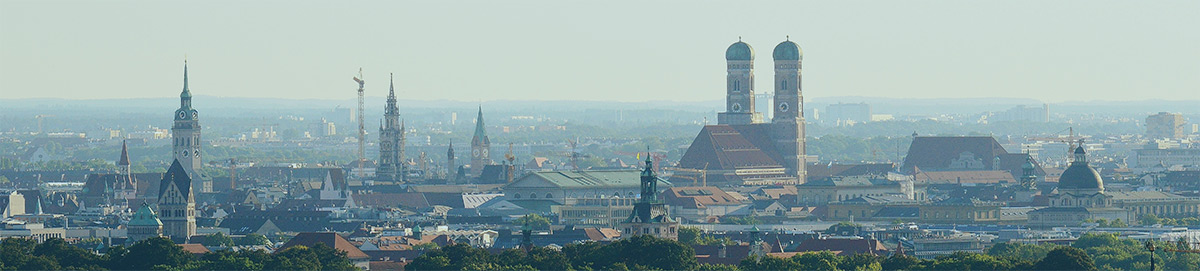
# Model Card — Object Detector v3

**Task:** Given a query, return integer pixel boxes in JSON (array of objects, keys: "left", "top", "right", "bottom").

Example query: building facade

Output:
[
  {"left": 376, "top": 74, "right": 406, "bottom": 183},
  {"left": 158, "top": 160, "right": 197, "bottom": 240},
  {"left": 1146, "top": 112, "right": 1186, "bottom": 139},
  {"left": 127, "top": 203, "right": 163, "bottom": 243}
]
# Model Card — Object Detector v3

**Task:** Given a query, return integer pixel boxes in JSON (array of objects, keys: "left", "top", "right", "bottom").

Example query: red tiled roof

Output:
[
  {"left": 663, "top": 187, "right": 747, "bottom": 209},
  {"left": 278, "top": 232, "right": 369, "bottom": 259},
  {"left": 679, "top": 124, "right": 784, "bottom": 171},
  {"left": 792, "top": 238, "right": 889, "bottom": 256}
]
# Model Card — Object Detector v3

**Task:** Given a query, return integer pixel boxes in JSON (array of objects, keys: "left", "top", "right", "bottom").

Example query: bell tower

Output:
[
  {"left": 172, "top": 60, "right": 203, "bottom": 190},
  {"left": 771, "top": 39, "right": 807, "bottom": 183},
  {"left": 470, "top": 106, "right": 492, "bottom": 177},
  {"left": 718, "top": 39, "right": 762, "bottom": 125}
]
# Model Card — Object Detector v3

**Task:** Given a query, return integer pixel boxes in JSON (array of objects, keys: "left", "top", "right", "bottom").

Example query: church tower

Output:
[
  {"left": 619, "top": 155, "right": 679, "bottom": 240},
  {"left": 446, "top": 140, "right": 456, "bottom": 184},
  {"left": 157, "top": 160, "right": 196, "bottom": 240},
  {"left": 770, "top": 39, "right": 807, "bottom": 183},
  {"left": 718, "top": 39, "right": 762, "bottom": 125},
  {"left": 172, "top": 60, "right": 205, "bottom": 193},
  {"left": 376, "top": 73, "right": 406, "bottom": 182},
  {"left": 470, "top": 106, "right": 492, "bottom": 177},
  {"left": 116, "top": 140, "right": 136, "bottom": 201}
]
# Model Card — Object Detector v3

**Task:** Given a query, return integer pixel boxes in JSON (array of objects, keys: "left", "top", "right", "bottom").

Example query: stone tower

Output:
[
  {"left": 377, "top": 74, "right": 406, "bottom": 182},
  {"left": 619, "top": 155, "right": 679, "bottom": 240},
  {"left": 172, "top": 60, "right": 204, "bottom": 192},
  {"left": 770, "top": 39, "right": 807, "bottom": 183},
  {"left": 718, "top": 40, "right": 762, "bottom": 125},
  {"left": 158, "top": 160, "right": 196, "bottom": 240},
  {"left": 470, "top": 106, "right": 491, "bottom": 177},
  {"left": 116, "top": 140, "right": 136, "bottom": 201}
]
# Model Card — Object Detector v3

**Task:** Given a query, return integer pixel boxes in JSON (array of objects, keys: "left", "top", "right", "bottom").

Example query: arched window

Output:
[
  {"left": 545, "top": 193, "right": 553, "bottom": 199},
  {"left": 733, "top": 81, "right": 740, "bottom": 92},
  {"left": 530, "top": 193, "right": 537, "bottom": 199},
  {"left": 514, "top": 193, "right": 522, "bottom": 199},
  {"left": 781, "top": 81, "right": 788, "bottom": 90}
]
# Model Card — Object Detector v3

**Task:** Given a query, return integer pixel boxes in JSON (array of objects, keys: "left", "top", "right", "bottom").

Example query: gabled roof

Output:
[
  {"left": 158, "top": 160, "right": 192, "bottom": 201},
  {"left": 793, "top": 238, "right": 889, "bottom": 256},
  {"left": 278, "top": 232, "right": 369, "bottom": 259},
  {"left": 903, "top": 136, "right": 1044, "bottom": 178},
  {"left": 678, "top": 124, "right": 784, "bottom": 171},
  {"left": 801, "top": 175, "right": 894, "bottom": 187}
]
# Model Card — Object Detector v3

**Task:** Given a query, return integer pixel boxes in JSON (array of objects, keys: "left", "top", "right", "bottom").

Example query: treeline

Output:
[
  {"left": 408, "top": 233, "right": 1200, "bottom": 271},
  {"left": 0, "top": 237, "right": 358, "bottom": 270}
]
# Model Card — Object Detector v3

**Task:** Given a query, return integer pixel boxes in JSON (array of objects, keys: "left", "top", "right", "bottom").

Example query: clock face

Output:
[
  {"left": 182, "top": 150, "right": 189, "bottom": 157},
  {"left": 473, "top": 149, "right": 480, "bottom": 157},
  {"left": 779, "top": 102, "right": 790, "bottom": 112},
  {"left": 178, "top": 112, "right": 186, "bottom": 119},
  {"left": 192, "top": 112, "right": 198, "bottom": 118},
  {"left": 482, "top": 149, "right": 488, "bottom": 156},
  {"left": 732, "top": 103, "right": 741, "bottom": 112}
]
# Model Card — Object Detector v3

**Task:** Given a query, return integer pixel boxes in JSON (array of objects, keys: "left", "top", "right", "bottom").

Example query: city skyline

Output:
[{"left": 2, "top": 1, "right": 1197, "bottom": 102}]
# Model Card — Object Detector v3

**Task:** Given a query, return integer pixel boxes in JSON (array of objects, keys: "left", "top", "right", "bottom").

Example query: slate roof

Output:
[
  {"left": 158, "top": 160, "right": 192, "bottom": 201},
  {"left": 806, "top": 163, "right": 897, "bottom": 181},
  {"left": 353, "top": 192, "right": 430, "bottom": 210},
  {"left": 278, "top": 232, "right": 369, "bottom": 259},
  {"left": 801, "top": 175, "right": 894, "bottom": 187},
  {"left": 678, "top": 124, "right": 784, "bottom": 171},
  {"left": 508, "top": 170, "right": 647, "bottom": 189},
  {"left": 902, "top": 136, "right": 1045, "bottom": 178},
  {"left": 914, "top": 170, "right": 1016, "bottom": 184}
]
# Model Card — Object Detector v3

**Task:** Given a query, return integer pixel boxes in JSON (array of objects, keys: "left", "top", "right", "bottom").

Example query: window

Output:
[
  {"left": 733, "top": 81, "right": 740, "bottom": 92},
  {"left": 546, "top": 193, "right": 553, "bottom": 199},
  {"left": 781, "top": 81, "right": 788, "bottom": 90},
  {"left": 530, "top": 193, "right": 537, "bottom": 199}
]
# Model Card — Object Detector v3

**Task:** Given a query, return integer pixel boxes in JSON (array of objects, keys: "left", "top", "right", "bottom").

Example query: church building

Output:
[
  {"left": 1028, "top": 145, "right": 1200, "bottom": 227},
  {"left": 158, "top": 160, "right": 196, "bottom": 241},
  {"left": 376, "top": 73, "right": 407, "bottom": 183},
  {"left": 172, "top": 60, "right": 208, "bottom": 193},
  {"left": 677, "top": 39, "right": 807, "bottom": 185},
  {"left": 470, "top": 107, "right": 492, "bottom": 177}
]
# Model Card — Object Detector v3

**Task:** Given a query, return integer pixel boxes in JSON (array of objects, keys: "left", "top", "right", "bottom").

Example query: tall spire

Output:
[
  {"left": 473, "top": 106, "right": 487, "bottom": 144},
  {"left": 181, "top": 59, "right": 191, "bottom": 98},
  {"left": 388, "top": 73, "right": 395, "bottom": 99},
  {"left": 118, "top": 140, "right": 131, "bottom": 166}
]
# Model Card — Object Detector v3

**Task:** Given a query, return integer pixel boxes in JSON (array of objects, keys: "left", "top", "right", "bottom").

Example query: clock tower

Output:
[
  {"left": 172, "top": 60, "right": 204, "bottom": 189},
  {"left": 470, "top": 106, "right": 491, "bottom": 177}
]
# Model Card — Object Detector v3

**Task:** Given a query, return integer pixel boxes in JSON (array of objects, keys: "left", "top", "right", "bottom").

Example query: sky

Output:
[{"left": 1, "top": 1, "right": 1197, "bottom": 103}]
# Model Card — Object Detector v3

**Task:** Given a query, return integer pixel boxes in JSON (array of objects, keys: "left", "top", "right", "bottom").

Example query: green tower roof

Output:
[
  {"left": 772, "top": 40, "right": 802, "bottom": 60},
  {"left": 725, "top": 41, "right": 754, "bottom": 61},
  {"left": 128, "top": 203, "right": 162, "bottom": 227}
]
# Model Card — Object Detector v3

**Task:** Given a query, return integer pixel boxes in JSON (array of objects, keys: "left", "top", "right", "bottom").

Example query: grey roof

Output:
[
  {"left": 772, "top": 40, "right": 802, "bottom": 60},
  {"left": 1058, "top": 149, "right": 1103, "bottom": 190},
  {"left": 158, "top": 160, "right": 192, "bottom": 201}
]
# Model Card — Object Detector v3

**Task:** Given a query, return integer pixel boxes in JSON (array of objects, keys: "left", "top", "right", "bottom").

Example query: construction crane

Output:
[
  {"left": 506, "top": 143, "right": 516, "bottom": 183},
  {"left": 353, "top": 68, "right": 366, "bottom": 179},
  {"left": 563, "top": 138, "right": 591, "bottom": 171},
  {"left": 1026, "top": 127, "right": 1088, "bottom": 163},
  {"left": 34, "top": 114, "right": 54, "bottom": 135}
]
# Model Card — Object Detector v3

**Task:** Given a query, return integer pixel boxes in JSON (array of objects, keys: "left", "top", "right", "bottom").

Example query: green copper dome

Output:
[
  {"left": 725, "top": 41, "right": 754, "bottom": 61},
  {"left": 773, "top": 40, "right": 802, "bottom": 60},
  {"left": 128, "top": 204, "right": 162, "bottom": 227}
]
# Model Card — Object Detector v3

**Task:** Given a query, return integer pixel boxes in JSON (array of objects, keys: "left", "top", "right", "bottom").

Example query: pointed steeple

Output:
[
  {"left": 472, "top": 106, "right": 488, "bottom": 145},
  {"left": 181, "top": 60, "right": 191, "bottom": 98},
  {"left": 447, "top": 139, "right": 454, "bottom": 158},
  {"left": 118, "top": 140, "right": 131, "bottom": 166}
]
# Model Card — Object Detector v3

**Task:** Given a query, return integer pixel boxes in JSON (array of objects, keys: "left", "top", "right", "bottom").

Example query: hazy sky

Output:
[{"left": 2, "top": 1, "right": 1197, "bottom": 102}]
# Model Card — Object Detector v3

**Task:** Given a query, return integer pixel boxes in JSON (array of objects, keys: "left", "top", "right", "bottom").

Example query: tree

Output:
[
  {"left": 987, "top": 242, "right": 1058, "bottom": 262},
  {"left": 237, "top": 233, "right": 272, "bottom": 246},
  {"left": 1034, "top": 247, "right": 1096, "bottom": 271},
  {"left": 118, "top": 237, "right": 194, "bottom": 270},
  {"left": 514, "top": 214, "right": 552, "bottom": 230},
  {"left": 33, "top": 238, "right": 103, "bottom": 269},
  {"left": 202, "top": 232, "right": 235, "bottom": 247},
  {"left": 679, "top": 227, "right": 702, "bottom": 245}
]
